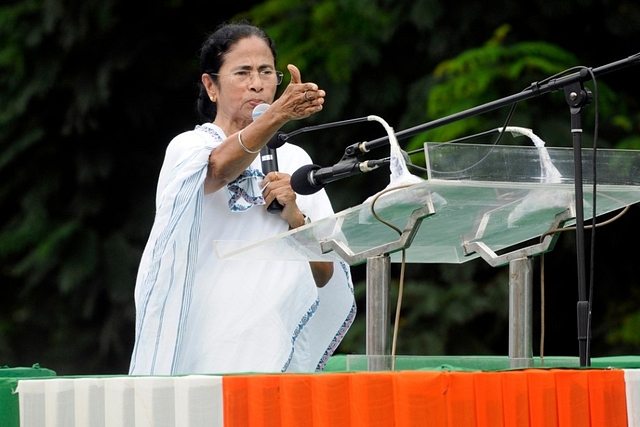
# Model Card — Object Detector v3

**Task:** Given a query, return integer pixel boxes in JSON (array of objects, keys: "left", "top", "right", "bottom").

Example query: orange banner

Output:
[{"left": 222, "top": 369, "right": 628, "bottom": 427}]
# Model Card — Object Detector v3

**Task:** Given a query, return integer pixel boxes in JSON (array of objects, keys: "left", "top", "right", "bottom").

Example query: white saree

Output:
[{"left": 129, "top": 123, "right": 356, "bottom": 375}]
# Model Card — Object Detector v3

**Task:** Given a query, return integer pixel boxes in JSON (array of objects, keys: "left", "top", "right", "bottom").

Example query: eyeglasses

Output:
[{"left": 209, "top": 70, "right": 284, "bottom": 86}]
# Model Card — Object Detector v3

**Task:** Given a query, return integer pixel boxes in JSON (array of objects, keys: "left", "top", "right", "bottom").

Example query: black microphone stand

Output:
[
  {"left": 344, "top": 53, "right": 640, "bottom": 158},
  {"left": 340, "top": 53, "right": 639, "bottom": 367},
  {"left": 563, "top": 75, "right": 592, "bottom": 367}
]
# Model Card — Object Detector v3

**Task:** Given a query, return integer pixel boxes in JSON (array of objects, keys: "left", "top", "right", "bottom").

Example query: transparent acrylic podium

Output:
[{"left": 214, "top": 142, "right": 640, "bottom": 370}]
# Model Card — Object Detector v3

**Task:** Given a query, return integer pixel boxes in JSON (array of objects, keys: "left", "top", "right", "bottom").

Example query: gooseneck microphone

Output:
[
  {"left": 258, "top": 115, "right": 372, "bottom": 149},
  {"left": 252, "top": 110, "right": 391, "bottom": 195},
  {"left": 291, "top": 158, "right": 387, "bottom": 195},
  {"left": 252, "top": 104, "right": 284, "bottom": 213}
]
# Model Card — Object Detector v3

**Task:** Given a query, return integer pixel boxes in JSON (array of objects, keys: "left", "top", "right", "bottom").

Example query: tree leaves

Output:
[{"left": 1, "top": 0, "right": 640, "bottom": 374}]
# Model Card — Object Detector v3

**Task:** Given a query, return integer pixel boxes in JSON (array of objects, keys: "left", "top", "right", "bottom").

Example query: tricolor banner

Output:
[{"left": 14, "top": 368, "right": 640, "bottom": 426}]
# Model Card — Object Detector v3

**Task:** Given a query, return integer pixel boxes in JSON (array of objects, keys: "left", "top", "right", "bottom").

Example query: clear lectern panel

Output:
[{"left": 214, "top": 144, "right": 640, "bottom": 264}]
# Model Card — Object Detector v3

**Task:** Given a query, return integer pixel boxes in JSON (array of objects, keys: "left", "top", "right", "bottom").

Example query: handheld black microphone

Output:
[
  {"left": 291, "top": 159, "right": 387, "bottom": 195},
  {"left": 252, "top": 104, "right": 284, "bottom": 213}
]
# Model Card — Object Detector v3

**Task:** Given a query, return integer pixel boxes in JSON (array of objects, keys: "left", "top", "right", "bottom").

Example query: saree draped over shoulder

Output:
[{"left": 129, "top": 123, "right": 356, "bottom": 375}]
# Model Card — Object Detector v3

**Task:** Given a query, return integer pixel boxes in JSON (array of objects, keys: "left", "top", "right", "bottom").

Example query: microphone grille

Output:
[
  {"left": 267, "top": 131, "right": 287, "bottom": 149},
  {"left": 251, "top": 103, "right": 270, "bottom": 121},
  {"left": 291, "top": 164, "right": 323, "bottom": 195}
]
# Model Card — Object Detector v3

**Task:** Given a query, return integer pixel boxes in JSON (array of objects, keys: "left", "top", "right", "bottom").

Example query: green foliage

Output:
[
  {"left": 608, "top": 311, "right": 640, "bottom": 348},
  {"left": 241, "top": 0, "right": 397, "bottom": 83},
  {"left": 0, "top": 0, "right": 169, "bottom": 374},
  {"left": 236, "top": 0, "right": 404, "bottom": 130},
  {"left": 1, "top": 0, "right": 640, "bottom": 375},
  {"left": 405, "top": 29, "right": 640, "bottom": 157},
  {"left": 615, "top": 134, "right": 640, "bottom": 150},
  {"left": 406, "top": 28, "right": 579, "bottom": 149},
  {"left": 338, "top": 262, "right": 510, "bottom": 356}
]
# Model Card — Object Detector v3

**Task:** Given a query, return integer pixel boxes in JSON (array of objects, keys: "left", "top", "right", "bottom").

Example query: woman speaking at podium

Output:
[{"left": 129, "top": 21, "right": 355, "bottom": 375}]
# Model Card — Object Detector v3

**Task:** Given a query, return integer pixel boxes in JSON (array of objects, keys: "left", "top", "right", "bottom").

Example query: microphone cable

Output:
[
  {"left": 406, "top": 63, "right": 607, "bottom": 366},
  {"left": 363, "top": 114, "right": 418, "bottom": 370},
  {"left": 532, "top": 65, "right": 600, "bottom": 365},
  {"left": 537, "top": 204, "right": 629, "bottom": 365},
  {"left": 368, "top": 183, "right": 415, "bottom": 370}
]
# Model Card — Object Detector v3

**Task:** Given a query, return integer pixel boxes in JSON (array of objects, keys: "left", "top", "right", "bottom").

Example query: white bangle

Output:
[{"left": 237, "top": 129, "right": 260, "bottom": 154}]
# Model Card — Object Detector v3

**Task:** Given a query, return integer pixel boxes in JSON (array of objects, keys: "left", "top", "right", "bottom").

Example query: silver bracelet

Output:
[{"left": 237, "top": 129, "right": 260, "bottom": 154}]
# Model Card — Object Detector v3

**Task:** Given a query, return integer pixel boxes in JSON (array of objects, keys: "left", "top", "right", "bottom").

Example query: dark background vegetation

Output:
[{"left": 1, "top": 0, "right": 639, "bottom": 375}]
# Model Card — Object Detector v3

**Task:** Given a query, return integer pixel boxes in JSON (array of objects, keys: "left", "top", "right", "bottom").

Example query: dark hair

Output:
[{"left": 196, "top": 20, "right": 277, "bottom": 121}]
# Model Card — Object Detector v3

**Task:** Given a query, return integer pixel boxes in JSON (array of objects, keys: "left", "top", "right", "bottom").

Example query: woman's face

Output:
[{"left": 206, "top": 36, "right": 278, "bottom": 129}]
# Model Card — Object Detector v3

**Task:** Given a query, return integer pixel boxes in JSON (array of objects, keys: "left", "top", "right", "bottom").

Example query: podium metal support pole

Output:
[
  {"left": 320, "top": 202, "right": 436, "bottom": 371},
  {"left": 509, "top": 257, "right": 534, "bottom": 368},
  {"left": 366, "top": 254, "right": 391, "bottom": 371},
  {"left": 464, "top": 208, "right": 573, "bottom": 369}
]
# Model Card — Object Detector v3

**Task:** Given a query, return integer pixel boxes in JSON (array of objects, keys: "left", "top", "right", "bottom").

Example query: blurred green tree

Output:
[{"left": 1, "top": 0, "right": 639, "bottom": 374}]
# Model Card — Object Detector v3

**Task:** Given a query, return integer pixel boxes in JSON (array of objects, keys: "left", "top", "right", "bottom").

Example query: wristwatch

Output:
[{"left": 303, "top": 214, "right": 312, "bottom": 225}]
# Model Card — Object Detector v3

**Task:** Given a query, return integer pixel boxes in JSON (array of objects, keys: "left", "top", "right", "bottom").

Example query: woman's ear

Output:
[{"left": 202, "top": 73, "right": 217, "bottom": 102}]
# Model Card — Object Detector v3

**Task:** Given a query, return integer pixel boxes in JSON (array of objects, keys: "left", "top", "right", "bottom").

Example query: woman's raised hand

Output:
[{"left": 273, "top": 64, "right": 326, "bottom": 120}]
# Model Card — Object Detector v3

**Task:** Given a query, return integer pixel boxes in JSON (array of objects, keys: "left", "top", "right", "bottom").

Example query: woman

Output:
[{"left": 128, "top": 21, "right": 356, "bottom": 375}]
